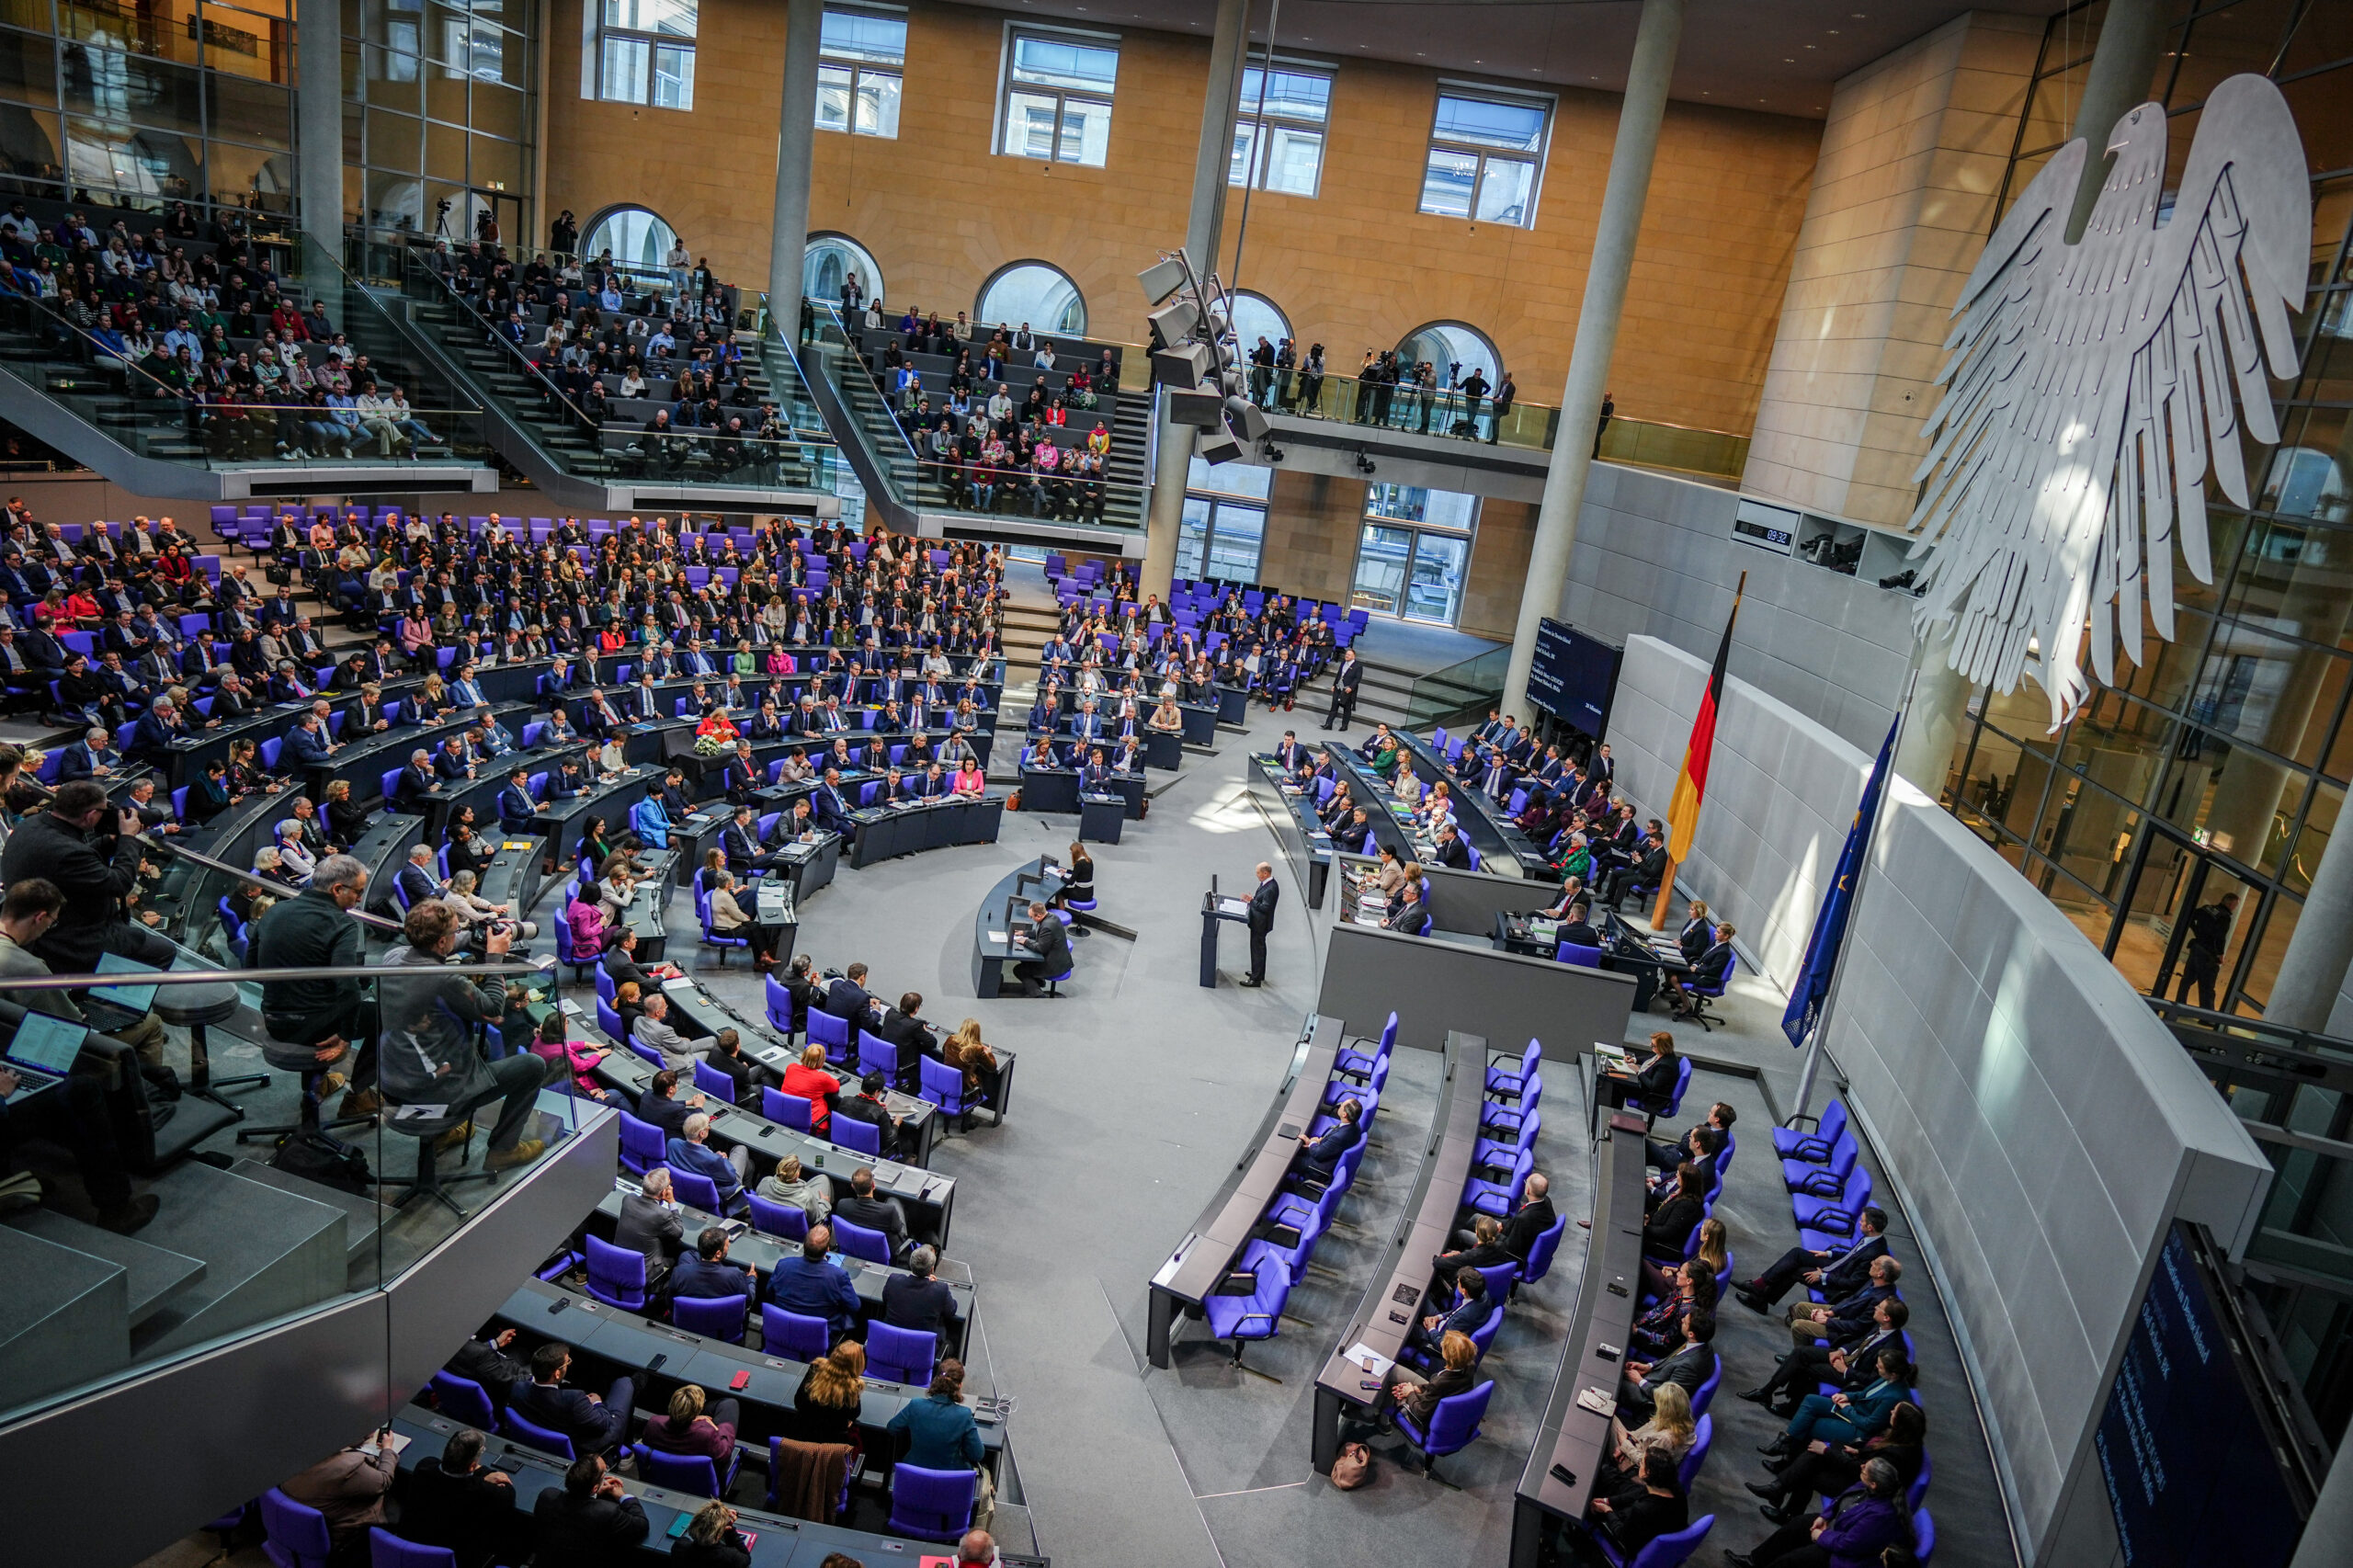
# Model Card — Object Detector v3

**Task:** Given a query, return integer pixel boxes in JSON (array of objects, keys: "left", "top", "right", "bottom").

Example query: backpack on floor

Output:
[
  {"left": 270, "top": 1128, "right": 372, "bottom": 1195},
  {"left": 1330, "top": 1442, "right": 1374, "bottom": 1490}
]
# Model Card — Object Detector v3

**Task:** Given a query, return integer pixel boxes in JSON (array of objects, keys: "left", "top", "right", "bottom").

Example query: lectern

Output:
[{"left": 1199, "top": 877, "right": 1253, "bottom": 988}]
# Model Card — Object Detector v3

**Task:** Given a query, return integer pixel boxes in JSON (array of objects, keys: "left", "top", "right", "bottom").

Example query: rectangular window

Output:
[
  {"left": 997, "top": 28, "right": 1116, "bottom": 167},
  {"left": 1229, "top": 63, "right": 1330, "bottom": 197},
  {"left": 1180, "top": 456, "right": 1270, "bottom": 581},
  {"left": 818, "top": 6, "right": 904, "bottom": 138},
  {"left": 1420, "top": 87, "right": 1548, "bottom": 227},
  {"left": 1353, "top": 484, "right": 1478, "bottom": 624},
  {"left": 592, "top": 0, "right": 694, "bottom": 108}
]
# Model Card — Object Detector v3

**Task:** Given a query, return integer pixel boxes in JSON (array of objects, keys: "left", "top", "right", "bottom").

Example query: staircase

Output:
[
  {"left": 795, "top": 304, "right": 1151, "bottom": 551},
  {"left": 373, "top": 249, "right": 842, "bottom": 514}
]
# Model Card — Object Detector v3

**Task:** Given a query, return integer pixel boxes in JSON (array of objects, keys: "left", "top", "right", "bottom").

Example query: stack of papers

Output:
[{"left": 1346, "top": 1342, "right": 1395, "bottom": 1379}]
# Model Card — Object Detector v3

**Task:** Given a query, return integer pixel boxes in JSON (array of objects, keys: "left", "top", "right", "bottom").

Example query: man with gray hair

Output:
[
  {"left": 881, "top": 1241, "right": 959, "bottom": 1354},
  {"left": 955, "top": 1528, "right": 999, "bottom": 1566},
  {"left": 250, "top": 852, "right": 380, "bottom": 1118},
  {"left": 391, "top": 746, "right": 438, "bottom": 812}
]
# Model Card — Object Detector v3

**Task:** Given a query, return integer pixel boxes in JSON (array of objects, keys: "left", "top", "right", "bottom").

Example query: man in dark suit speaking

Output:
[{"left": 1242, "top": 860, "right": 1279, "bottom": 987}]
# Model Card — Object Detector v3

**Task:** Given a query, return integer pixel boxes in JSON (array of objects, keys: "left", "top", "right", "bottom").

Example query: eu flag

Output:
[{"left": 1781, "top": 714, "right": 1901, "bottom": 1049}]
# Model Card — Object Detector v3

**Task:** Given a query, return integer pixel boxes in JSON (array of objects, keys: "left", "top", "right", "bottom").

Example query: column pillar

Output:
[
  {"left": 1501, "top": 0, "right": 1684, "bottom": 721},
  {"left": 294, "top": 0, "right": 344, "bottom": 259},
  {"left": 767, "top": 0, "right": 824, "bottom": 324},
  {"left": 2063, "top": 0, "right": 2172, "bottom": 241},
  {"left": 1140, "top": 0, "right": 1249, "bottom": 597}
]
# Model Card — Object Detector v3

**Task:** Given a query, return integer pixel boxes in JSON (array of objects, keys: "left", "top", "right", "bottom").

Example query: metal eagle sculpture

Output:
[{"left": 1906, "top": 74, "right": 2312, "bottom": 728}]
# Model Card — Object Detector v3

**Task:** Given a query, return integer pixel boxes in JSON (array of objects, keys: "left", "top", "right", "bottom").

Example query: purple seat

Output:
[
  {"left": 1201, "top": 1255, "right": 1290, "bottom": 1373},
  {"left": 259, "top": 1488, "right": 332, "bottom": 1568},
  {"left": 865, "top": 1320, "right": 938, "bottom": 1385},
  {"left": 747, "top": 1190, "right": 810, "bottom": 1243},
  {"left": 916, "top": 1054, "right": 970, "bottom": 1118},
  {"left": 761, "top": 1304, "right": 830, "bottom": 1360},
  {"left": 584, "top": 1233, "right": 648, "bottom": 1311},
  {"left": 618, "top": 1111, "right": 665, "bottom": 1175},
  {"left": 831, "top": 1113, "right": 882, "bottom": 1158},
  {"left": 633, "top": 1440, "right": 739, "bottom": 1499},
  {"left": 670, "top": 1168, "right": 723, "bottom": 1210},
  {"left": 368, "top": 1528, "right": 456, "bottom": 1568},
  {"left": 886, "top": 1462, "right": 978, "bottom": 1543},
  {"left": 833, "top": 1216, "right": 891, "bottom": 1265},
  {"left": 762, "top": 1085, "right": 815, "bottom": 1131},
  {"left": 1392, "top": 1378, "right": 1495, "bottom": 1483},
  {"left": 429, "top": 1369, "right": 496, "bottom": 1427},
  {"left": 670, "top": 1291, "right": 749, "bottom": 1345},
  {"left": 499, "top": 1407, "right": 575, "bottom": 1460}
]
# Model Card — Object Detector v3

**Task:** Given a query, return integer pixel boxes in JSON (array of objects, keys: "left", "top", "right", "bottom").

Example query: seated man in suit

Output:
[
  {"left": 875, "top": 991, "right": 936, "bottom": 1087},
  {"left": 832, "top": 1070, "right": 908, "bottom": 1158},
  {"left": 667, "top": 1225, "right": 757, "bottom": 1301},
  {"left": 665, "top": 1111, "right": 751, "bottom": 1215},
  {"left": 832, "top": 1165, "right": 914, "bottom": 1262},
  {"left": 497, "top": 766, "right": 541, "bottom": 835},
  {"left": 1735, "top": 1205, "right": 1888, "bottom": 1312},
  {"left": 1295, "top": 1096, "right": 1362, "bottom": 1182},
  {"left": 1742, "top": 1296, "right": 1910, "bottom": 1418},
  {"left": 1786, "top": 1255, "right": 1903, "bottom": 1347},
  {"left": 402, "top": 1426, "right": 519, "bottom": 1568},
  {"left": 1077, "top": 746, "right": 1117, "bottom": 797},
  {"left": 811, "top": 767, "right": 855, "bottom": 832},
  {"left": 1603, "top": 833, "right": 1670, "bottom": 910},
  {"left": 1760, "top": 1346, "right": 1915, "bottom": 1459},
  {"left": 1437, "top": 1172, "right": 1553, "bottom": 1271},
  {"left": 821, "top": 960, "right": 878, "bottom": 1022},
  {"left": 1430, "top": 822, "right": 1472, "bottom": 870},
  {"left": 1010, "top": 900, "right": 1071, "bottom": 998},
  {"left": 1382, "top": 875, "right": 1432, "bottom": 935},
  {"left": 764, "top": 1223, "right": 863, "bottom": 1343},
  {"left": 722, "top": 741, "right": 762, "bottom": 803},
  {"left": 530, "top": 1454, "right": 649, "bottom": 1564},
  {"left": 1664, "top": 925, "right": 1739, "bottom": 1018},
  {"left": 393, "top": 844, "right": 446, "bottom": 911},
  {"left": 1407, "top": 1265, "right": 1497, "bottom": 1361},
  {"left": 392, "top": 747, "right": 440, "bottom": 812},
  {"left": 636, "top": 1070, "right": 706, "bottom": 1140},
  {"left": 509, "top": 1341, "right": 636, "bottom": 1455},
  {"left": 57, "top": 725, "right": 119, "bottom": 782},
  {"left": 1616, "top": 1306, "right": 1715, "bottom": 1421},
  {"left": 285, "top": 711, "right": 338, "bottom": 767},
  {"left": 612, "top": 1165, "right": 686, "bottom": 1288}
]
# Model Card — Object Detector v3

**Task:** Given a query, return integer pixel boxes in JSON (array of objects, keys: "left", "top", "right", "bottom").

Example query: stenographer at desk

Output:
[{"left": 1009, "top": 900, "right": 1070, "bottom": 998}]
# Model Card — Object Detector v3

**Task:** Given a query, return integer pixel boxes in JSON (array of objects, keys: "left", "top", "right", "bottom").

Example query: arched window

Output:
[
  {"left": 581, "top": 205, "right": 677, "bottom": 273},
  {"left": 1225, "top": 290, "right": 1290, "bottom": 355},
  {"left": 803, "top": 233, "right": 884, "bottom": 307},
  {"left": 1396, "top": 321, "right": 1499, "bottom": 391},
  {"left": 976, "top": 261, "right": 1086, "bottom": 338}
]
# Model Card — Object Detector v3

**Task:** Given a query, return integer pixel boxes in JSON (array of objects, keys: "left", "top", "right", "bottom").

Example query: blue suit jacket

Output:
[
  {"left": 509, "top": 1379, "right": 624, "bottom": 1452},
  {"left": 497, "top": 785, "right": 539, "bottom": 833},
  {"left": 764, "top": 1254, "right": 861, "bottom": 1336},
  {"left": 666, "top": 1136, "right": 742, "bottom": 1202},
  {"left": 630, "top": 798, "right": 671, "bottom": 847},
  {"left": 286, "top": 726, "right": 335, "bottom": 766}
]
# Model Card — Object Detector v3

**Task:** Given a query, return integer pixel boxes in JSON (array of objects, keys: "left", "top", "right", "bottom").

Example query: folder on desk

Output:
[
  {"left": 661, "top": 977, "right": 698, "bottom": 995},
  {"left": 1345, "top": 1342, "right": 1394, "bottom": 1380},
  {"left": 1217, "top": 896, "right": 1250, "bottom": 918}
]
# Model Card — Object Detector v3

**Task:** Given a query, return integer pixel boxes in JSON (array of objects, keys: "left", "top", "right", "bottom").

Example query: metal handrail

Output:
[
  {"left": 0, "top": 960, "right": 545, "bottom": 991},
  {"left": 147, "top": 837, "right": 406, "bottom": 932}
]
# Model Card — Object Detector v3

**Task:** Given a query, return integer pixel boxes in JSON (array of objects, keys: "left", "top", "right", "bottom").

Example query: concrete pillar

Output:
[
  {"left": 1141, "top": 0, "right": 1250, "bottom": 597},
  {"left": 2292, "top": 1440, "right": 2353, "bottom": 1568},
  {"left": 767, "top": 0, "right": 824, "bottom": 325},
  {"left": 294, "top": 0, "right": 344, "bottom": 259},
  {"left": 1892, "top": 621, "right": 1971, "bottom": 798},
  {"left": 1501, "top": 0, "right": 1684, "bottom": 720},
  {"left": 2063, "top": 0, "right": 2171, "bottom": 242}
]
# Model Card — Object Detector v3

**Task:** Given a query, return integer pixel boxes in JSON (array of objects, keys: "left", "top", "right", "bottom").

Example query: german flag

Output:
[{"left": 1665, "top": 581, "right": 1744, "bottom": 863}]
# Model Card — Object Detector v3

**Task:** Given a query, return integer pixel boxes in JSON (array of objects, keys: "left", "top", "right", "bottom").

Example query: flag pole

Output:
[
  {"left": 1649, "top": 572, "right": 1745, "bottom": 931},
  {"left": 1789, "top": 666, "right": 1920, "bottom": 1125}
]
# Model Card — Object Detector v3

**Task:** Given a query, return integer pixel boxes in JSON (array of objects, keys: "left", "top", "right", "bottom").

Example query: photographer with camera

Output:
[{"left": 379, "top": 902, "right": 550, "bottom": 1173}]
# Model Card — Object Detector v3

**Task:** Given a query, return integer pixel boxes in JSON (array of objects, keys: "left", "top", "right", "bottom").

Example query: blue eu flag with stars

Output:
[{"left": 1781, "top": 715, "right": 1901, "bottom": 1049}]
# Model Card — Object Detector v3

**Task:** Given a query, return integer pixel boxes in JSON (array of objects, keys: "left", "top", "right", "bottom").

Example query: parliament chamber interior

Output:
[{"left": 0, "top": 1, "right": 2346, "bottom": 1566}]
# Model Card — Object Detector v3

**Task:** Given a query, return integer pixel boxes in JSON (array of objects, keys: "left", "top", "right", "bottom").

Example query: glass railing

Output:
[
  {"left": 0, "top": 287, "right": 492, "bottom": 469},
  {"left": 1255, "top": 367, "right": 1749, "bottom": 480},
  {"left": 801, "top": 301, "right": 1148, "bottom": 529},
  {"left": 390, "top": 248, "right": 842, "bottom": 494},
  {"left": 1404, "top": 643, "right": 1510, "bottom": 726},
  {"left": 0, "top": 915, "right": 590, "bottom": 1435}
]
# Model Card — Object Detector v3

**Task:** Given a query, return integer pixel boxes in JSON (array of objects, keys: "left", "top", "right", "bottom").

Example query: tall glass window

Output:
[
  {"left": 582, "top": 204, "right": 674, "bottom": 271},
  {"left": 802, "top": 232, "right": 882, "bottom": 305},
  {"left": 1351, "top": 483, "right": 1477, "bottom": 625},
  {"left": 592, "top": 0, "right": 694, "bottom": 110},
  {"left": 1419, "top": 86, "right": 1549, "bottom": 227},
  {"left": 1229, "top": 62, "right": 1329, "bottom": 197},
  {"left": 997, "top": 28, "right": 1115, "bottom": 167},
  {"left": 817, "top": 6, "right": 903, "bottom": 138},
  {"left": 1179, "top": 456, "right": 1270, "bottom": 582},
  {"left": 358, "top": 0, "right": 537, "bottom": 238}
]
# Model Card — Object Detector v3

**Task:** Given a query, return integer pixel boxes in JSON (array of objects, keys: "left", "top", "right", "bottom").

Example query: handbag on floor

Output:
[{"left": 1330, "top": 1442, "right": 1374, "bottom": 1490}]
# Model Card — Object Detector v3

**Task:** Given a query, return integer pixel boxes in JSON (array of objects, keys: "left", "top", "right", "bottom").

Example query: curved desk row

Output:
[
  {"left": 1147, "top": 1015, "right": 1340, "bottom": 1368},
  {"left": 971, "top": 857, "right": 1072, "bottom": 1000},
  {"left": 588, "top": 1041, "right": 954, "bottom": 1246},
  {"left": 582, "top": 1186, "right": 974, "bottom": 1361},
  {"left": 1309, "top": 1029, "right": 1486, "bottom": 1473},
  {"left": 1511, "top": 1110, "right": 1648, "bottom": 1566},
  {"left": 486, "top": 1274, "right": 1006, "bottom": 1462},
  {"left": 1392, "top": 730, "right": 1549, "bottom": 877},
  {"left": 842, "top": 794, "right": 1006, "bottom": 868},
  {"left": 1242, "top": 753, "right": 1333, "bottom": 910},
  {"left": 1015, "top": 766, "right": 1143, "bottom": 821}
]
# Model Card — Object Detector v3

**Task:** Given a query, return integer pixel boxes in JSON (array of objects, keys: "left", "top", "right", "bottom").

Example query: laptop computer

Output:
[
  {"left": 86, "top": 950, "right": 161, "bottom": 1012},
  {"left": 4, "top": 1011, "right": 86, "bottom": 1103}
]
